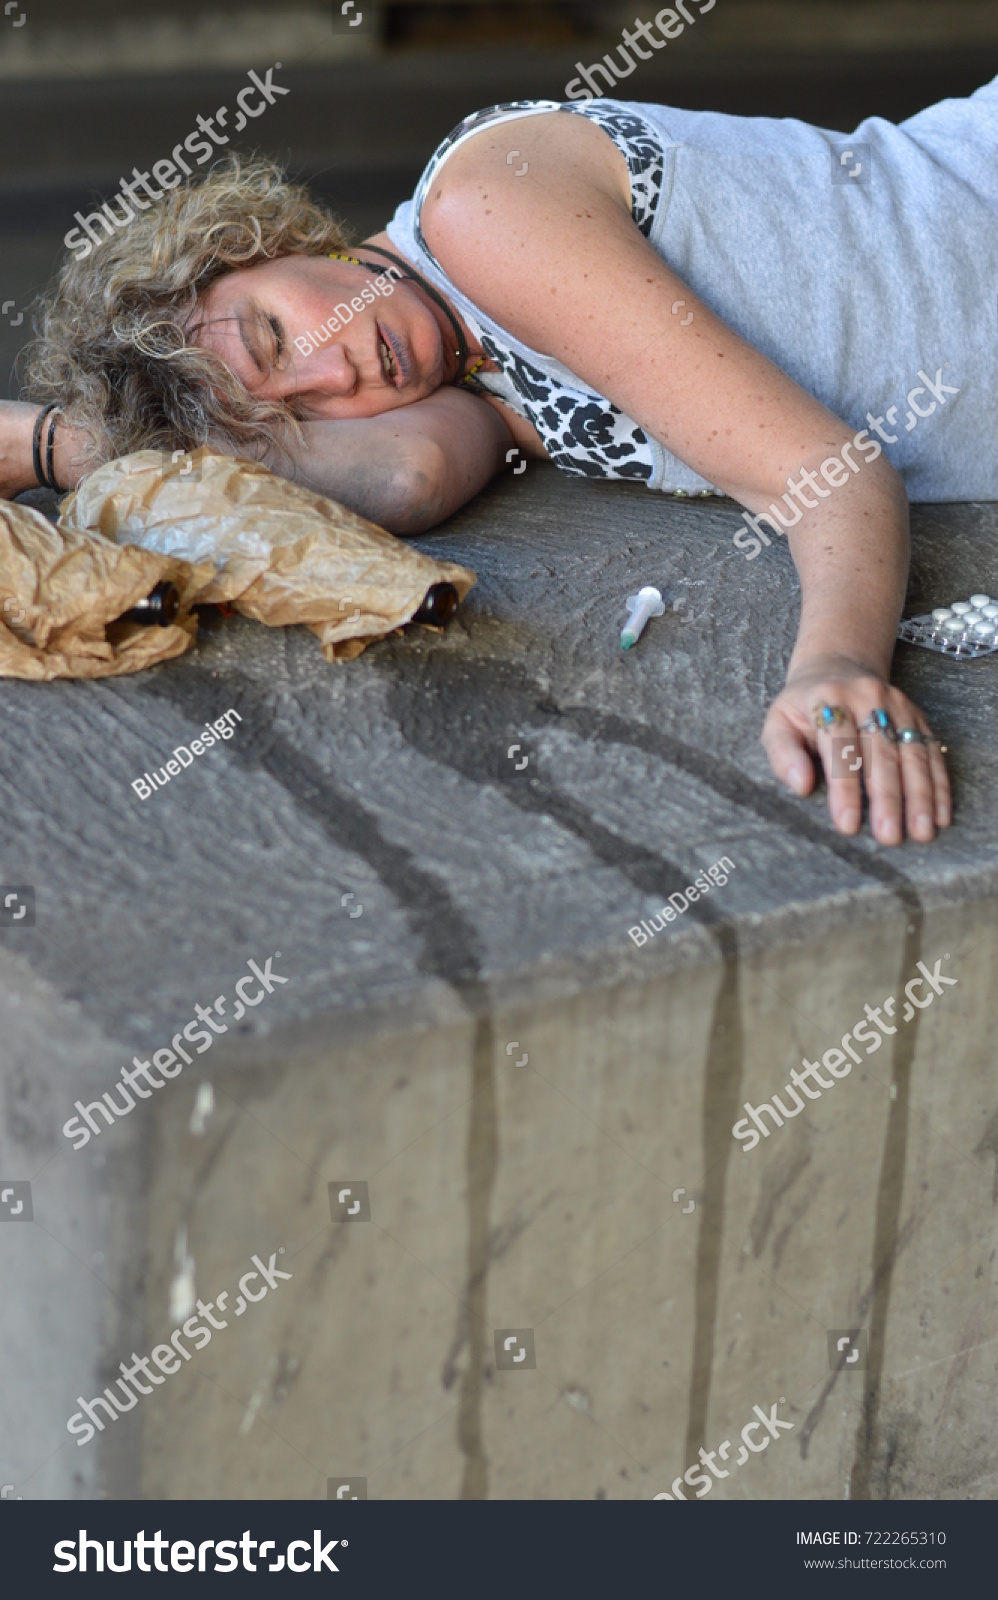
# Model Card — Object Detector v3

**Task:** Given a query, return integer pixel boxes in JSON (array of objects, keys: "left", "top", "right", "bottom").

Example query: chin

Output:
[
  {"left": 369, "top": 389, "right": 420, "bottom": 416},
  {"left": 419, "top": 358, "right": 448, "bottom": 396}
]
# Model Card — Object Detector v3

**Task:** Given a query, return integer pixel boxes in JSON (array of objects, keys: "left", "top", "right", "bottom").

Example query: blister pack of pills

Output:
[{"left": 897, "top": 594, "right": 998, "bottom": 660}]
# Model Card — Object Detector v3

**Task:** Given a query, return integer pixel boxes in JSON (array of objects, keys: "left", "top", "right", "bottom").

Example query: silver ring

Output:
[{"left": 898, "top": 728, "right": 927, "bottom": 747}]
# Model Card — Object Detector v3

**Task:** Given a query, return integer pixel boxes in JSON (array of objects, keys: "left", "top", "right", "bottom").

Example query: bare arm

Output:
[
  {"left": 266, "top": 386, "right": 514, "bottom": 534},
  {"left": 3, "top": 383, "right": 512, "bottom": 538},
  {"left": 422, "top": 115, "right": 949, "bottom": 843}
]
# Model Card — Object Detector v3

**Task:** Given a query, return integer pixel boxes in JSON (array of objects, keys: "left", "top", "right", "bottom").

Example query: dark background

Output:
[{"left": 2, "top": 0, "right": 997, "bottom": 397}]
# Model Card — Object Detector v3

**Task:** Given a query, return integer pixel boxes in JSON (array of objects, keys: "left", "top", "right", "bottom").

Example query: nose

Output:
[{"left": 293, "top": 332, "right": 359, "bottom": 397}]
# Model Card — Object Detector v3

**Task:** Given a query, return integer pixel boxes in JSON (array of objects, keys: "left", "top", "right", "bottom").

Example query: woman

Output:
[{"left": 6, "top": 83, "right": 995, "bottom": 843}]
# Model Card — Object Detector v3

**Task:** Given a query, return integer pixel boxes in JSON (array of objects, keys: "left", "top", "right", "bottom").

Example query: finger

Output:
[
  {"left": 858, "top": 709, "right": 903, "bottom": 846},
  {"left": 762, "top": 718, "right": 816, "bottom": 796},
  {"left": 891, "top": 700, "right": 951, "bottom": 836},
  {"left": 927, "top": 741, "right": 951, "bottom": 828},
  {"left": 816, "top": 719, "right": 863, "bottom": 835},
  {"left": 902, "top": 713, "right": 953, "bottom": 838},
  {"left": 917, "top": 718, "right": 952, "bottom": 830},
  {"left": 895, "top": 730, "right": 936, "bottom": 842}
]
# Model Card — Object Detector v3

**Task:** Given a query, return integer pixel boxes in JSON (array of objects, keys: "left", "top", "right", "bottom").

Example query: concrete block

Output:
[{"left": 2, "top": 468, "right": 996, "bottom": 1499}]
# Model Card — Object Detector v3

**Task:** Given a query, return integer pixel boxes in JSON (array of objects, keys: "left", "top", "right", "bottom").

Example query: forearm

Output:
[
  {"left": 0, "top": 401, "right": 100, "bottom": 498},
  {"left": 4, "top": 387, "right": 514, "bottom": 540},
  {"left": 783, "top": 460, "right": 910, "bottom": 682},
  {"left": 275, "top": 388, "right": 512, "bottom": 535}
]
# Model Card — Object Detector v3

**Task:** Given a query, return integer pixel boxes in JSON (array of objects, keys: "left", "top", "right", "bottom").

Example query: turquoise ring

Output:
[
  {"left": 812, "top": 703, "right": 849, "bottom": 732},
  {"left": 860, "top": 708, "right": 898, "bottom": 743}
]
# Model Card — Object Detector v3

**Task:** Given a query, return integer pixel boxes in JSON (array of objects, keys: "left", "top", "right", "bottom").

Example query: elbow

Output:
[{"left": 379, "top": 441, "right": 450, "bottom": 536}]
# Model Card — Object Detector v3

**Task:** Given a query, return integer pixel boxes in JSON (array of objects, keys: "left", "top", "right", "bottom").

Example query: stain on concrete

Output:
[
  {"left": 441, "top": 1205, "right": 550, "bottom": 1392},
  {"left": 457, "top": 1014, "right": 497, "bottom": 1500},
  {"left": 684, "top": 931, "right": 744, "bottom": 1470},
  {"left": 934, "top": 1303, "right": 989, "bottom": 1424},
  {"left": 3, "top": 1057, "right": 53, "bottom": 1154},
  {"left": 745, "top": 1134, "right": 812, "bottom": 1261},
  {"left": 139, "top": 670, "right": 489, "bottom": 997},
  {"left": 861, "top": 1402, "right": 922, "bottom": 1500},
  {"left": 972, "top": 1108, "right": 998, "bottom": 1204},
  {"left": 798, "top": 1213, "right": 919, "bottom": 1462},
  {"left": 850, "top": 911, "right": 923, "bottom": 1501}
]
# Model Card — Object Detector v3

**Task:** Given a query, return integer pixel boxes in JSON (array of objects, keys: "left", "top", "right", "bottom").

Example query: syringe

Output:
[{"left": 621, "top": 586, "right": 665, "bottom": 650}]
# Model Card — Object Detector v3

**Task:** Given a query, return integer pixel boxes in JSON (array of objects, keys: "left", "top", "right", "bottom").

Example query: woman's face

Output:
[{"left": 187, "top": 254, "right": 456, "bottom": 419}]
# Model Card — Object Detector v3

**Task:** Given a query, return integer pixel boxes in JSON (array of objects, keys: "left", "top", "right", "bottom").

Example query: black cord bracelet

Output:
[
  {"left": 44, "top": 406, "right": 61, "bottom": 492},
  {"left": 32, "top": 402, "right": 59, "bottom": 489}
]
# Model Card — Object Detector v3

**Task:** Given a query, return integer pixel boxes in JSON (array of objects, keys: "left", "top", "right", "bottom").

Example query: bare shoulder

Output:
[
  {"left": 417, "top": 108, "right": 866, "bottom": 517},
  {"left": 420, "top": 108, "right": 632, "bottom": 277}
]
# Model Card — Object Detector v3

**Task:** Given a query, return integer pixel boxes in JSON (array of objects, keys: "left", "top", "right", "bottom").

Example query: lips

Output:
[
  {"left": 377, "top": 321, "right": 409, "bottom": 389},
  {"left": 378, "top": 328, "right": 396, "bottom": 383}
]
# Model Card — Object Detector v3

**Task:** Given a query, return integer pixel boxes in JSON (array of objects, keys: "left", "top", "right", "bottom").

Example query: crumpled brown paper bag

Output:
[
  {"left": 62, "top": 448, "right": 476, "bottom": 662},
  {"left": 0, "top": 498, "right": 208, "bottom": 680}
]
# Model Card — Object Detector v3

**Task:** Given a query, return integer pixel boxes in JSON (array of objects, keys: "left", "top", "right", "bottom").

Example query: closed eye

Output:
[
  {"left": 241, "top": 303, "right": 286, "bottom": 373},
  {"left": 266, "top": 312, "right": 285, "bottom": 364}
]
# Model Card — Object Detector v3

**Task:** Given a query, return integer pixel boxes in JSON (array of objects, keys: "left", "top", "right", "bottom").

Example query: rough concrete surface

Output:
[{"left": 1, "top": 465, "right": 996, "bottom": 1500}]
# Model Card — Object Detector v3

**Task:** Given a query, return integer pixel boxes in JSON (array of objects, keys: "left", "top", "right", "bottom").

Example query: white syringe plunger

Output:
[{"left": 621, "top": 585, "right": 665, "bottom": 649}]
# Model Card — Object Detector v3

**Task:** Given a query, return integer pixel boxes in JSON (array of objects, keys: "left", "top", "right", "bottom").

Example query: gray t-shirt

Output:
[{"left": 387, "top": 82, "right": 998, "bottom": 502}]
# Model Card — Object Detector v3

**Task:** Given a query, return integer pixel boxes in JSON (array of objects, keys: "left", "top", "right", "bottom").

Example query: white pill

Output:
[
  {"left": 942, "top": 617, "right": 966, "bottom": 633},
  {"left": 983, "top": 604, "right": 998, "bottom": 619},
  {"left": 931, "top": 608, "right": 952, "bottom": 623},
  {"left": 973, "top": 620, "right": 995, "bottom": 638},
  {"left": 970, "top": 594, "right": 991, "bottom": 609},
  {"left": 950, "top": 601, "right": 971, "bottom": 614}
]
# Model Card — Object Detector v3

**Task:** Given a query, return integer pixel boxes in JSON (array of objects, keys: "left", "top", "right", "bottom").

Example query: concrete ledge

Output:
[{"left": 1, "top": 467, "right": 996, "bottom": 1498}]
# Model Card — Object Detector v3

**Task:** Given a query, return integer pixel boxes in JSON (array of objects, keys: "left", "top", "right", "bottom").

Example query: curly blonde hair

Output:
[{"left": 20, "top": 155, "right": 352, "bottom": 466}]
